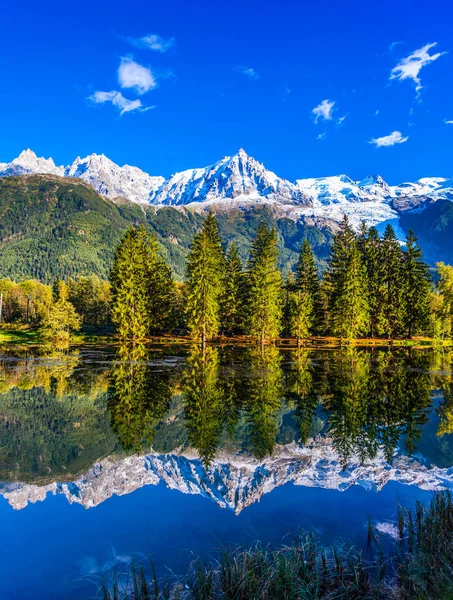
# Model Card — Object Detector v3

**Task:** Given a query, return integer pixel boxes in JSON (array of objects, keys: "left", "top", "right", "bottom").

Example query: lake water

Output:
[{"left": 1, "top": 343, "right": 453, "bottom": 599}]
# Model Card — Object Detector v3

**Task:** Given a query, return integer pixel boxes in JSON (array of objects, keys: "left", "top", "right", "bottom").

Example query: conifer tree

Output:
[
  {"left": 288, "top": 239, "right": 322, "bottom": 343},
  {"left": 185, "top": 214, "right": 224, "bottom": 344},
  {"left": 359, "top": 225, "right": 384, "bottom": 337},
  {"left": 380, "top": 224, "right": 404, "bottom": 338},
  {"left": 326, "top": 217, "right": 369, "bottom": 339},
  {"left": 110, "top": 227, "right": 150, "bottom": 340},
  {"left": 220, "top": 242, "right": 245, "bottom": 334},
  {"left": 144, "top": 234, "right": 176, "bottom": 333},
  {"left": 401, "top": 230, "right": 431, "bottom": 337},
  {"left": 244, "top": 223, "right": 283, "bottom": 344}
]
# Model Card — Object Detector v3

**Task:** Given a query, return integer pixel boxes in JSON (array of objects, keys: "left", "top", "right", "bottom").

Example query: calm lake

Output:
[{"left": 1, "top": 343, "right": 453, "bottom": 599}]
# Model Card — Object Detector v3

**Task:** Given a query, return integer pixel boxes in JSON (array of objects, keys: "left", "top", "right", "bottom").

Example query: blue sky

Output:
[{"left": 1, "top": 0, "right": 452, "bottom": 184}]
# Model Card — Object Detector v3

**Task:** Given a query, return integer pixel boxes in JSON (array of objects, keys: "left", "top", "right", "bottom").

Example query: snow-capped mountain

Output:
[
  {"left": 65, "top": 153, "right": 164, "bottom": 204},
  {"left": 1, "top": 148, "right": 452, "bottom": 229},
  {"left": 0, "top": 149, "right": 64, "bottom": 177},
  {"left": 148, "top": 148, "right": 308, "bottom": 206}
]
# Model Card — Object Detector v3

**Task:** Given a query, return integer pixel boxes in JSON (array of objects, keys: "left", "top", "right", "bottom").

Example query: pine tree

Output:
[
  {"left": 220, "top": 242, "right": 245, "bottom": 334},
  {"left": 326, "top": 217, "right": 369, "bottom": 339},
  {"left": 144, "top": 234, "right": 176, "bottom": 333},
  {"left": 185, "top": 215, "right": 224, "bottom": 344},
  {"left": 380, "top": 224, "right": 404, "bottom": 338},
  {"left": 110, "top": 227, "right": 150, "bottom": 340},
  {"left": 401, "top": 230, "right": 431, "bottom": 337},
  {"left": 244, "top": 223, "right": 283, "bottom": 344},
  {"left": 358, "top": 225, "right": 384, "bottom": 337},
  {"left": 288, "top": 239, "right": 322, "bottom": 343}
]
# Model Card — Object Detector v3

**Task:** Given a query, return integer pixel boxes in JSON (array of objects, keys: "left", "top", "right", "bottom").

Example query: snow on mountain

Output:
[
  {"left": 0, "top": 149, "right": 452, "bottom": 230},
  {"left": 0, "top": 149, "right": 64, "bottom": 177},
  {"left": 65, "top": 153, "right": 165, "bottom": 204},
  {"left": 2, "top": 438, "right": 452, "bottom": 512},
  {"left": 149, "top": 148, "right": 308, "bottom": 206}
]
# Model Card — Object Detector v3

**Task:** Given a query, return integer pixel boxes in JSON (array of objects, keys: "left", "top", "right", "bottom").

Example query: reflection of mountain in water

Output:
[
  {"left": 2, "top": 344, "right": 453, "bottom": 510},
  {"left": 2, "top": 438, "right": 453, "bottom": 512}
]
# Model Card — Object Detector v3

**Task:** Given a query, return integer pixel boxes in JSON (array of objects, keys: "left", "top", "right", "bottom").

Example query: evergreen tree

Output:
[
  {"left": 358, "top": 225, "right": 384, "bottom": 337},
  {"left": 401, "top": 230, "right": 431, "bottom": 337},
  {"left": 185, "top": 215, "right": 224, "bottom": 344},
  {"left": 220, "top": 242, "right": 245, "bottom": 334},
  {"left": 288, "top": 239, "right": 322, "bottom": 343},
  {"left": 380, "top": 224, "right": 404, "bottom": 338},
  {"left": 144, "top": 235, "right": 176, "bottom": 333},
  {"left": 244, "top": 223, "right": 283, "bottom": 344},
  {"left": 326, "top": 217, "right": 370, "bottom": 339},
  {"left": 110, "top": 227, "right": 149, "bottom": 340}
]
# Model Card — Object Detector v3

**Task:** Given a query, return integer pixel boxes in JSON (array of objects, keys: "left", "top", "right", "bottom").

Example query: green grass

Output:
[{"left": 98, "top": 490, "right": 453, "bottom": 600}]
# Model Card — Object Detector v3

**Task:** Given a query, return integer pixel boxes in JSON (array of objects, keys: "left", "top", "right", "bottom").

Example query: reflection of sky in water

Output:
[{"left": 1, "top": 344, "right": 453, "bottom": 598}]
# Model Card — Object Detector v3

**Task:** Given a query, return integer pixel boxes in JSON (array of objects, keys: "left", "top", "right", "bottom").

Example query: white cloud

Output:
[
  {"left": 236, "top": 66, "right": 259, "bottom": 79},
  {"left": 316, "top": 132, "right": 327, "bottom": 140},
  {"left": 118, "top": 57, "right": 157, "bottom": 95},
  {"left": 312, "top": 99, "right": 335, "bottom": 123},
  {"left": 128, "top": 33, "right": 175, "bottom": 53},
  {"left": 88, "top": 91, "right": 152, "bottom": 115},
  {"left": 374, "top": 109, "right": 380, "bottom": 116},
  {"left": 390, "top": 42, "right": 447, "bottom": 95},
  {"left": 369, "top": 130, "right": 408, "bottom": 147},
  {"left": 337, "top": 114, "right": 347, "bottom": 126},
  {"left": 445, "top": 119, "right": 453, "bottom": 125}
]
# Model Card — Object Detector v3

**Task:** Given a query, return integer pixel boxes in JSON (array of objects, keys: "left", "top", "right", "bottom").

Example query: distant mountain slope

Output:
[
  {"left": 0, "top": 174, "right": 332, "bottom": 281},
  {"left": 1, "top": 150, "right": 452, "bottom": 233}
]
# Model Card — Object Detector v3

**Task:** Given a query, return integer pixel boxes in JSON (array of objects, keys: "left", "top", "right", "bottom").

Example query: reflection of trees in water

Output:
[
  {"left": 109, "top": 343, "right": 173, "bottom": 452},
  {"left": 285, "top": 348, "right": 320, "bottom": 445},
  {"left": 182, "top": 345, "right": 224, "bottom": 467},
  {"left": 323, "top": 349, "right": 433, "bottom": 465},
  {"left": 2, "top": 344, "right": 451, "bottom": 479},
  {"left": 242, "top": 345, "right": 284, "bottom": 460},
  {"left": 0, "top": 349, "right": 115, "bottom": 482}
]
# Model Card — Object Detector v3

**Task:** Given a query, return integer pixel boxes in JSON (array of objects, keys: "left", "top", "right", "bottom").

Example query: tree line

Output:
[
  {"left": 110, "top": 214, "right": 453, "bottom": 342},
  {"left": 2, "top": 213, "right": 453, "bottom": 343}
]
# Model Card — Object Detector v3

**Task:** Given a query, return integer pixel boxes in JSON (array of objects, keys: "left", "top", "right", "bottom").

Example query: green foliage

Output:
[
  {"left": 185, "top": 215, "right": 225, "bottom": 342},
  {"left": 326, "top": 217, "right": 370, "bottom": 339},
  {"left": 287, "top": 239, "right": 322, "bottom": 341},
  {"left": 68, "top": 275, "right": 111, "bottom": 326},
  {"left": 41, "top": 283, "right": 81, "bottom": 343},
  {"left": 220, "top": 242, "right": 245, "bottom": 333},
  {"left": 401, "top": 230, "right": 431, "bottom": 337},
  {"left": 380, "top": 224, "right": 405, "bottom": 337},
  {"left": 244, "top": 222, "right": 283, "bottom": 343}
]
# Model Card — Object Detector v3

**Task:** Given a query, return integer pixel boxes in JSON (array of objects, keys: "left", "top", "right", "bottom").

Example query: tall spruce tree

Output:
[
  {"left": 110, "top": 227, "right": 149, "bottom": 340},
  {"left": 185, "top": 214, "right": 224, "bottom": 344},
  {"left": 221, "top": 242, "right": 245, "bottom": 334},
  {"left": 288, "top": 239, "right": 322, "bottom": 343},
  {"left": 380, "top": 224, "right": 404, "bottom": 338},
  {"left": 359, "top": 225, "right": 384, "bottom": 337},
  {"left": 402, "top": 230, "right": 431, "bottom": 337},
  {"left": 326, "top": 216, "right": 370, "bottom": 339},
  {"left": 110, "top": 226, "right": 174, "bottom": 339},
  {"left": 244, "top": 223, "right": 283, "bottom": 344},
  {"left": 144, "top": 234, "right": 176, "bottom": 333}
]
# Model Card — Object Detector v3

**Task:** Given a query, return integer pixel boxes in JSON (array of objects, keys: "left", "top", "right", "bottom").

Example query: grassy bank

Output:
[{"left": 98, "top": 490, "right": 453, "bottom": 600}]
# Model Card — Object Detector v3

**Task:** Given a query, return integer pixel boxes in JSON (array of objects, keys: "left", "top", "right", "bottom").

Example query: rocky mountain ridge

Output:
[{"left": 1, "top": 149, "right": 452, "bottom": 229}]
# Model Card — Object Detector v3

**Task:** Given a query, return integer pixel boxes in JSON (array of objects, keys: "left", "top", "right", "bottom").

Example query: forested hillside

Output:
[{"left": 0, "top": 174, "right": 332, "bottom": 281}]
